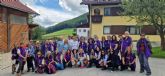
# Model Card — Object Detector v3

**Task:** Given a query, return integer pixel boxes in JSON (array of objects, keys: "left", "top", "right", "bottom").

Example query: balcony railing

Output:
[
  {"left": 82, "top": 0, "right": 121, "bottom": 4},
  {"left": 91, "top": 15, "right": 103, "bottom": 23}
]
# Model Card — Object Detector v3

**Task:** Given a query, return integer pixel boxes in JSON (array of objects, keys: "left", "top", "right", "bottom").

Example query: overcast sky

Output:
[{"left": 20, "top": 0, "right": 88, "bottom": 27}]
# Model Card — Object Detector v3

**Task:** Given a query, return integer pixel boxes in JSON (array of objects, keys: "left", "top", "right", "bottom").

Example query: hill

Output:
[
  {"left": 46, "top": 13, "right": 88, "bottom": 34},
  {"left": 42, "top": 28, "right": 75, "bottom": 39}
]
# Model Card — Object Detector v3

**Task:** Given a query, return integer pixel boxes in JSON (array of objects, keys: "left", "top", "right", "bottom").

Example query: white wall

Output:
[{"left": 77, "top": 28, "right": 90, "bottom": 38}]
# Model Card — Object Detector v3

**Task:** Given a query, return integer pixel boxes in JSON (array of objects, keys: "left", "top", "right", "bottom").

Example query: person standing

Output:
[
  {"left": 16, "top": 43, "right": 28, "bottom": 76},
  {"left": 110, "top": 35, "right": 120, "bottom": 71},
  {"left": 63, "top": 39, "right": 69, "bottom": 54},
  {"left": 101, "top": 36, "right": 109, "bottom": 53},
  {"left": 121, "top": 31, "right": 132, "bottom": 57},
  {"left": 88, "top": 38, "right": 95, "bottom": 54},
  {"left": 93, "top": 35, "right": 101, "bottom": 50},
  {"left": 57, "top": 37, "right": 64, "bottom": 53},
  {"left": 26, "top": 44, "right": 35, "bottom": 72},
  {"left": 11, "top": 44, "right": 19, "bottom": 74},
  {"left": 79, "top": 37, "right": 87, "bottom": 53},
  {"left": 71, "top": 36, "right": 79, "bottom": 51},
  {"left": 137, "top": 33, "right": 152, "bottom": 76}
]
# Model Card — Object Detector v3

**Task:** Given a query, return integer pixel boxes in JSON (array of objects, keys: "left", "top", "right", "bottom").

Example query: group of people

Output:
[{"left": 11, "top": 31, "right": 152, "bottom": 76}]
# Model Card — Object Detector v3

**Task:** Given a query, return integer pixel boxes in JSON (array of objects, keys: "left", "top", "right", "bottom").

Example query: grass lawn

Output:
[
  {"left": 152, "top": 47, "right": 165, "bottom": 58},
  {"left": 42, "top": 28, "right": 75, "bottom": 39}
]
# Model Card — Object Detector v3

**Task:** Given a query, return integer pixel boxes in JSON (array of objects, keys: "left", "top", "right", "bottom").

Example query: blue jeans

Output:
[
  {"left": 138, "top": 52, "right": 151, "bottom": 74},
  {"left": 55, "top": 63, "right": 64, "bottom": 70}
]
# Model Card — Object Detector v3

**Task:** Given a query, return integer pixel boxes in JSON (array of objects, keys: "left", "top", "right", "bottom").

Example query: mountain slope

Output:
[{"left": 46, "top": 13, "right": 88, "bottom": 34}]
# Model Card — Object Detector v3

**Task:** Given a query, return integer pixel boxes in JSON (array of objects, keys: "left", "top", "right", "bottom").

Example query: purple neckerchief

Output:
[{"left": 137, "top": 38, "right": 151, "bottom": 58}]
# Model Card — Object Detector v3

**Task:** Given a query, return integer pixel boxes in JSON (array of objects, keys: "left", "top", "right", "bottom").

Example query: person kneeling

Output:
[
  {"left": 45, "top": 51, "right": 56, "bottom": 74},
  {"left": 99, "top": 50, "right": 108, "bottom": 70},
  {"left": 35, "top": 52, "right": 45, "bottom": 74},
  {"left": 55, "top": 51, "right": 64, "bottom": 70},
  {"left": 63, "top": 50, "right": 72, "bottom": 68},
  {"left": 121, "top": 47, "right": 136, "bottom": 71},
  {"left": 77, "top": 48, "right": 88, "bottom": 68},
  {"left": 88, "top": 49, "right": 99, "bottom": 68}
]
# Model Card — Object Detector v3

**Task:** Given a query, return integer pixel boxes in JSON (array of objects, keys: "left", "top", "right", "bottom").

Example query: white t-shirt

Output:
[{"left": 71, "top": 41, "right": 79, "bottom": 50}]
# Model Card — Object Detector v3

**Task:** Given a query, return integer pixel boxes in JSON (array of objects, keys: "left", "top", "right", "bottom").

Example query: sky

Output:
[{"left": 20, "top": 0, "right": 88, "bottom": 27}]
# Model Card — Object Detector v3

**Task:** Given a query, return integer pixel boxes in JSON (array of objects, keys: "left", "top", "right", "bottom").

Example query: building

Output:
[
  {"left": 0, "top": 0, "right": 38, "bottom": 52},
  {"left": 76, "top": 23, "right": 90, "bottom": 38},
  {"left": 81, "top": 0, "right": 160, "bottom": 42}
]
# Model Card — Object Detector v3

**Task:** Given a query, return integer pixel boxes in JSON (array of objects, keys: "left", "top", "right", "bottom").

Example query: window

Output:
[
  {"left": 103, "top": 26, "right": 110, "bottom": 34},
  {"left": 126, "top": 26, "right": 140, "bottom": 35},
  {"left": 83, "top": 29, "right": 86, "bottom": 32},
  {"left": 79, "top": 29, "right": 81, "bottom": 32},
  {"left": 104, "top": 7, "right": 124, "bottom": 16},
  {"left": 10, "top": 14, "right": 27, "bottom": 24},
  {"left": 104, "top": 7, "right": 111, "bottom": 16},
  {"left": 94, "top": 8, "right": 100, "bottom": 15}
]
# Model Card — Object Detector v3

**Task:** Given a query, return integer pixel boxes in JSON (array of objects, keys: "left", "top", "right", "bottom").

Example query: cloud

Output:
[
  {"left": 31, "top": 5, "right": 75, "bottom": 27},
  {"left": 59, "top": 0, "right": 88, "bottom": 15},
  {"left": 20, "top": 0, "right": 88, "bottom": 27}
]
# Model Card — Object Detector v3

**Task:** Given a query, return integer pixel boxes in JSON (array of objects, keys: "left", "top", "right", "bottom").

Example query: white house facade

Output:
[{"left": 77, "top": 28, "right": 90, "bottom": 38}]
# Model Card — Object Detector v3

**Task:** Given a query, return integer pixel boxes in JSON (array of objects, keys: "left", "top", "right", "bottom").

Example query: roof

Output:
[
  {"left": 81, "top": 0, "right": 121, "bottom": 5},
  {"left": 76, "top": 23, "right": 89, "bottom": 28},
  {"left": 0, "top": 0, "right": 37, "bottom": 14}
]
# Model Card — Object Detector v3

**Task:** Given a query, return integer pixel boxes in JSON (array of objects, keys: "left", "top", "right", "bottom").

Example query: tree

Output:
[
  {"left": 122, "top": 0, "right": 165, "bottom": 51},
  {"left": 32, "top": 26, "right": 46, "bottom": 40}
]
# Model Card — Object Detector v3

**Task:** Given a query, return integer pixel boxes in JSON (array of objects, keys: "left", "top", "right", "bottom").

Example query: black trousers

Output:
[
  {"left": 121, "top": 63, "right": 136, "bottom": 71},
  {"left": 27, "top": 56, "right": 34, "bottom": 71},
  {"left": 63, "top": 60, "right": 72, "bottom": 68},
  {"left": 16, "top": 61, "right": 25, "bottom": 73},
  {"left": 88, "top": 59, "right": 99, "bottom": 68}
]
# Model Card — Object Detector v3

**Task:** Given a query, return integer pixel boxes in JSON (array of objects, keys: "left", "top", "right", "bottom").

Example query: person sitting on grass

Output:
[
  {"left": 35, "top": 51, "right": 45, "bottom": 74},
  {"left": 45, "top": 51, "right": 56, "bottom": 74},
  {"left": 63, "top": 50, "right": 72, "bottom": 68},
  {"left": 121, "top": 47, "right": 136, "bottom": 71}
]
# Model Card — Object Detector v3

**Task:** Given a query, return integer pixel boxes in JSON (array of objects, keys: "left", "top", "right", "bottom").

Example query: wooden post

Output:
[
  {"left": 6, "top": 8, "right": 11, "bottom": 52},
  {"left": 89, "top": 4, "right": 92, "bottom": 38}
]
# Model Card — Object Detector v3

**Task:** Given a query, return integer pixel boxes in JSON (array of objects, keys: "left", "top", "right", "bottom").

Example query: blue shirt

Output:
[
  {"left": 27, "top": 45, "right": 35, "bottom": 57},
  {"left": 57, "top": 40, "right": 64, "bottom": 53},
  {"left": 63, "top": 44, "right": 69, "bottom": 52}
]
